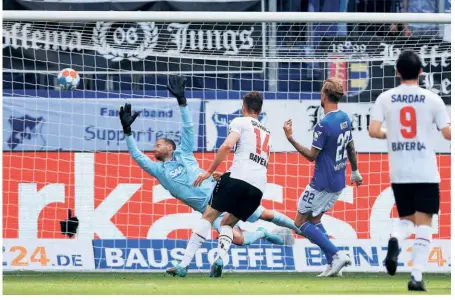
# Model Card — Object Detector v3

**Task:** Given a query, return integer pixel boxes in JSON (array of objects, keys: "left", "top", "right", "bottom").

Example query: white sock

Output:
[
  {"left": 179, "top": 218, "right": 211, "bottom": 268},
  {"left": 411, "top": 225, "right": 432, "bottom": 282},
  {"left": 391, "top": 219, "right": 415, "bottom": 246},
  {"left": 216, "top": 225, "right": 233, "bottom": 261}
]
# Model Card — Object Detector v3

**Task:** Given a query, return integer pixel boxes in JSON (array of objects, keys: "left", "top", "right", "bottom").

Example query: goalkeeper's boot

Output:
[
  {"left": 209, "top": 258, "right": 224, "bottom": 278},
  {"left": 384, "top": 237, "right": 399, "bottom": 276},
  {"left": 166, "top": 260, "right": 188, "bottom": 278},
  {"left": 257, "top": 227, "right": 284, "bottom": 245},
  {"left": 408, "top": 276, "right": 426, "bottom": 292},
  {"left": 326, "top": 252, "right": 351, "bottom": 277}
]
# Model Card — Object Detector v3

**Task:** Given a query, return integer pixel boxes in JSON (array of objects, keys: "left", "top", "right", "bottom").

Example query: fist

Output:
[{"left": 283, "top": 119, "right": 293, "bottom": 140}]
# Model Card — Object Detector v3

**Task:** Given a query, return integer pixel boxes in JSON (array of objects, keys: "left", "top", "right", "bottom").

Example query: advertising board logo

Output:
[
  {"left": 92, "top": 22, "right": 158, "bottom": 62},
  {"left": 3, "top": 21, "right": 258, "bottom": 63},
  {"left": 7, "top": 115, "right": 46, "bottom": 150},
  {"left": 93, "top": 239, "right": 294, "bottom": 271},
  {"left": 211, "top": 109, "right": 266, "bottom": 150},
  {"left": 3, "top": 244, "right": 83, "bottom": 269}
]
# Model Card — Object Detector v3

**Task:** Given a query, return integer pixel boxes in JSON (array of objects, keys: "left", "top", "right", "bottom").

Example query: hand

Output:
[
  {"left": 119, "top": 103, "right": 139, "bottom": 135},
  {"left": 167, "top": 75, "right": 187, "bottom": 106},
  {"left": 283, "top": 119, "right": 293, "bottom": 140},
  {"left": 212, "top": 171, "right": 223, "bottom": 181},
  {"left": 351, "top": 170, "right": 363, "bottom": 187},
  {"left": 193, "top": 170, "right": 213, "bottom": 187}
]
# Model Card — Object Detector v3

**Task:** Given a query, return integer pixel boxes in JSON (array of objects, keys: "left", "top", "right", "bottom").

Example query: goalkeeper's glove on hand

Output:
[
  {"left": 119, "top": 103, "right": 139, "bottom": 135},
  {"left": 351, "top": 170, "right": 363, "bottom": 186},
  {"left": 167, "top": 75, "right": 187, "bottom": 106}
]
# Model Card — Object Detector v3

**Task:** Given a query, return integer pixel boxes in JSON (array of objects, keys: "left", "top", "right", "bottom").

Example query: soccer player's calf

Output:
[
  {"left": 283, "top": 78, "right": 363, "bottom": 277},
  {"left": 167, "top": 91, "right": 271, "bottom": 278},
  {"left": 369, "top": 50, "right": 451, "bottom": 291}
]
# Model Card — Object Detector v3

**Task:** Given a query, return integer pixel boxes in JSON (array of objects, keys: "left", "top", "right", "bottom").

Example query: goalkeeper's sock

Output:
[
  {"left": 271, "top": 211, "right": 299, "bottom": 232},
  {"left": 411, "top": 225, "right": 432, "bottom": 282},
  {"left": 314, "top": 222, "right": 333, "bottom": 265},
  {"left": 216, "top": 225, "right": 234, "bottom": 260},
  {"left": 179, "top": 218, "right": 211, "bottom": 268},
  {"left": 242, "top": 230, "right": 265, "bottom": 246},
  {"left": 299, "top": 222, "right": 338, "bottom": 259},
  {"left": 391, "top": 219, "right": 414, "bottom": 246}
]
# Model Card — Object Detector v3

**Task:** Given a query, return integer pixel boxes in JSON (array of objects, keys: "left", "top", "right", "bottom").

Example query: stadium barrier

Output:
[{"left": 3, "top": 98, "right": 451, "bottom": 273}]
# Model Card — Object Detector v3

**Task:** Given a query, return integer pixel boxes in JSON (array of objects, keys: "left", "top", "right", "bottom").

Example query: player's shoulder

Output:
[
  {"left": 419, "top": 88, "right": 445, "bottom": 105},
  {"left": 376, "top": 87, "right": 398, "bottom": 102},
  {"left": 230, "top": 116, "right": 247, "bottom": 126},
  {"left": 230, "top": 116, "right": 253, "bottom": 132}
]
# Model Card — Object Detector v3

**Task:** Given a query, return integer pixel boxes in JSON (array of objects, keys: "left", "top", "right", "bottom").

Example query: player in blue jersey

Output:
[
  {"left": 283, "top": 78, "right": 363, "bottom": 277},
  {"left": 119, "top": 76, "right": 297, "bottom": 270}
]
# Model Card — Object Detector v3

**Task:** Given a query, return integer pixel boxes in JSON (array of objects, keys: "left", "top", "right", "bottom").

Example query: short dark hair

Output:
[
  {"left": 242, "top": 91, "right": 263, "bottom": 114},
  {"left": 396, "top": 50, "right": 422, "bottom": 80},
  {"left": 322, "top": 78, "right": 344, "bottom": 103},
  {"left": 159, "top": 138, "right": 176, "bottom": 150}
]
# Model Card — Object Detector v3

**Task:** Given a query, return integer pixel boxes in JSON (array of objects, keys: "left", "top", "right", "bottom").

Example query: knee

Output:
[
  {"left": 311, "top": 214, "right": 323, "bottom": 224},
  {"left": 232, "top": 228, "right": 244, "bottom": 245},
  {"left": 259, "top": 209, "right": 274, "bottom": 221},
  {"left": 203, "top": 209, "right": 219, "bottom": 223}
]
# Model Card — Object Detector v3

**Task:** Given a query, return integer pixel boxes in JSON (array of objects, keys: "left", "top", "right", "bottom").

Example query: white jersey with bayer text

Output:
[
  {"left": 228, "top": 117, "right": 271, "bottom": 193},
  {"left": 371, "top": 84, "right": 450, "bottom": 183}
]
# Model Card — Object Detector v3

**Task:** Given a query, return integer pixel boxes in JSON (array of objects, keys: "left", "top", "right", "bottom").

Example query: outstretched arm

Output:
[
  {"left": 193, "top": 131, "right": 240, "bottom": 187},
  {"left": 168, "top": 75, "right": 195, "bottom": 153},
  {"left": 120, "top": 103, "right": 159, "bottom": 177},
  {"left": 179, "top": 106, "right": 195, "bottom": 152},
  {"left": 126, "top": 135, "right": 159, "bottom": 177}
]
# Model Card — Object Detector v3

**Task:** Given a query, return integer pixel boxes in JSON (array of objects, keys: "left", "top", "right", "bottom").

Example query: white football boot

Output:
[
  {"left": 317, "top": 264, "right": 343, "bottom": 277},
  {"left": 326, "top": 253, "right": 351, "bottom": 277}
]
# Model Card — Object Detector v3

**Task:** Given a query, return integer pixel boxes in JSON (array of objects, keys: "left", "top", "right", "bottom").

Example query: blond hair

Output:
[{"left": 322, "top": 78, "right": 344, "bottom": 103}]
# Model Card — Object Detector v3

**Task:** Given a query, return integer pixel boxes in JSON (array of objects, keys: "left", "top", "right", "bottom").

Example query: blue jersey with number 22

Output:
[{"left": 310, "top": 110, "right": 352, "bottom": 193}]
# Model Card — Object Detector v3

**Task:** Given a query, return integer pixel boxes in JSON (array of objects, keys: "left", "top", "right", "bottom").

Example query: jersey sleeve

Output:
[
  {"left": 371, "top": 94, "right": 385, "bottom": 122},
  {"left": 311, "top": 122, "right": 326, "bottom": 150},
  {"left": 433, "top": 97, "right": 450, "bottom": 130},
  {"left": 229, "top": 117, "right": 244, "bottom": 136},
  {"left": 178, "top": 106, "right": 194, "bottom": 153},
  {"left": 126, "top": 135, "right": 160, "bottom": 177}
]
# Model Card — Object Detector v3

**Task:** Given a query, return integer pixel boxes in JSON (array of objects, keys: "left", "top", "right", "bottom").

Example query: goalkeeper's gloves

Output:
[
  {"left": 350, "top": 169, "right": 363, "bottom": 186},
  {"left": 167, "top": 75, "right": 187, "bottom": 106},
  {"left": 119, "top": 103, "right": 139, "bottom": 136}
]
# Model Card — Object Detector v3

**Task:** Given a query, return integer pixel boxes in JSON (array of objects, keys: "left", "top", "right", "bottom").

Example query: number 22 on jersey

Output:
[
  {"left": 254, "top": 128, "right": 270, "bottom": 158},
  {"left": 336, "top": 131, "right": 351, "bottom": 162}
]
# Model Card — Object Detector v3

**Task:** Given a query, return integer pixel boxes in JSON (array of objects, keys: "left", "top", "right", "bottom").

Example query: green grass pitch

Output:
[{"left": 3, "top": 272, "right": 450, "bottom": 295}]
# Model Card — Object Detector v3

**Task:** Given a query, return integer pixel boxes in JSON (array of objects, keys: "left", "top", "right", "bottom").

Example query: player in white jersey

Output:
[
  {"left": 369, "top": 50, "right": 451, "bottom": 291},
  {"left": 167, "top": 91, "right": 270, "bottom": 278}
]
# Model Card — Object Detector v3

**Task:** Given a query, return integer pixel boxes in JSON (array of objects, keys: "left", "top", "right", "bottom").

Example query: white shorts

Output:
[
  {"left": 297, "top": 185, "right": 341, "bottom": 217},
  {"left": 212, "top": 205, "right": 265, "bottom": 232}
]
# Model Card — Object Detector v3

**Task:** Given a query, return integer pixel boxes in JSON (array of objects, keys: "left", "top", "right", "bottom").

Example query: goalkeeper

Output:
[{"left": 120, "top": 75, "right": 297, "bottom": 248}]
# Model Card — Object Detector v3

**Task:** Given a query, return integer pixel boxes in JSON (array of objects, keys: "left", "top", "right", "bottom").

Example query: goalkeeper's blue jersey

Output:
[
  {"left": 310, "top": 109, "right": 352, "bottom": 194},
  {"left": 126, "top": 106, "right": 215, "bottom": 213}
]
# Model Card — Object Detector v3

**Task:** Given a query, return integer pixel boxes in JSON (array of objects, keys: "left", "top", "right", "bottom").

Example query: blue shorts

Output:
[{"left": 212, "top": 205, "right": 265, "bottom": 233}]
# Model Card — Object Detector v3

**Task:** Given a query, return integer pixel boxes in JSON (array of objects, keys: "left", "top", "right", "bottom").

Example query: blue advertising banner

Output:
[
  {"left": 93, "top": 239, "right": 295, "bottom": 271},
  {"left": 3, "top": 97, "right": 202, "bottom": 151}
]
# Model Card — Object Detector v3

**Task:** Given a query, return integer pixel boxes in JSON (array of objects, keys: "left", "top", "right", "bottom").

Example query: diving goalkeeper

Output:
[{"left": 120, "top": 75, "right": 297, "bottom": 249}]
